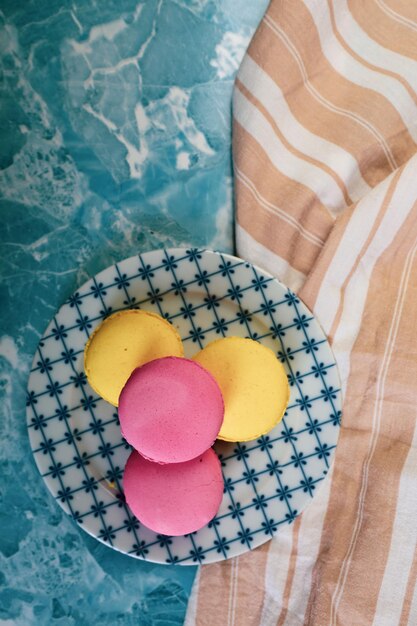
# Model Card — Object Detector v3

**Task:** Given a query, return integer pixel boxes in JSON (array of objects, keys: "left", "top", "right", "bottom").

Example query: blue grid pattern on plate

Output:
[{"left": 27, "top": 248, "right": 342, "bottom": 565}]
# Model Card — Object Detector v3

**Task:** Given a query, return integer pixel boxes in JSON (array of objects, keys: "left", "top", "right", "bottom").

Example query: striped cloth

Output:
[{"left": 185, "top": 1, "right": 417, "bottom": 625}]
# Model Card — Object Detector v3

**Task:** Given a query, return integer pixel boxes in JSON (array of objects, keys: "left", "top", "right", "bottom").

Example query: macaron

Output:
[
  {"left": 193, "top": 337, "right": 289, "bottom": 442},
  {"left": 84, "top": 309, "right": 183, "bottom": 406},
  {"left": 118, "top": 357, "right": 224, "bottom": 463},
  {"left": 123, "top": 448, "right": 224, "bottom": 536}
]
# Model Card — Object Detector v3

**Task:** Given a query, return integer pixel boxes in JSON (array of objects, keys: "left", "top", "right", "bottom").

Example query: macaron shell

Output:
[
  {"left": 193, "top": 337, "right": 289, "bottom": 442},
  {"left": 84, "top": 309, "right": 183, "bottom": 406},
  {"left": 123, "top": 448, "right": 224, "bottom": 536},
  {"left": 118, "top": 357, "right": 224, "bottom": 464}
]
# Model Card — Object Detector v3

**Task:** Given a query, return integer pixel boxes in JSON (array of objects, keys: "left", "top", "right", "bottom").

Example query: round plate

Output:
[{"left": 27, "top": 248, "right": 342, "bottom": 565}]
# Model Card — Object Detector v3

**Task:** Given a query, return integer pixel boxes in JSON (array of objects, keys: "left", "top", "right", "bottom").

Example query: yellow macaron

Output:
[
  {"left": 193, "top": 337, "right": 289, "bottom": 442},
  {"left": 84, "top": 309, "right": 183, "bottom": 406}
]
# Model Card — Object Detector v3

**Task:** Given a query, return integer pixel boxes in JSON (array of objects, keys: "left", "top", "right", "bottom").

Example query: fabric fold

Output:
[{"left": 186, "top": 1, "right": 417, "bottom": 624}]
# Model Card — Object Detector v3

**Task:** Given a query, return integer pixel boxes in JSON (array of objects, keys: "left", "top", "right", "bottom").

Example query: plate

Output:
[{"left": 27, "top": 248, "right": 342, "bottom": 565}]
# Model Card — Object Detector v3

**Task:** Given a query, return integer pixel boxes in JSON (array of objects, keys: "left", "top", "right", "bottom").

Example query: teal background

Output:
[{"left": 0, "top": 1, "right": 267, "bottom": 624}]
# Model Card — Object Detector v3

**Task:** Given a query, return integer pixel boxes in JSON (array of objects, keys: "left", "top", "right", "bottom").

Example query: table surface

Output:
[{"left": 0, "top": 1, "right": 268, "bottom": 624}]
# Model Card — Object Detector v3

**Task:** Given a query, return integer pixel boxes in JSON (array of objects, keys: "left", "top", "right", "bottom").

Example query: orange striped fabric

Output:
[{"left": 185, "top": 1, "right": 417, "bottom": 625}]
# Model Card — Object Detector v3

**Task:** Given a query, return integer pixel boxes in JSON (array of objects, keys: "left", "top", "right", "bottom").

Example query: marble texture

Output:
[{"left": 0, "top": 1, "right": 268, "bottom": 624}]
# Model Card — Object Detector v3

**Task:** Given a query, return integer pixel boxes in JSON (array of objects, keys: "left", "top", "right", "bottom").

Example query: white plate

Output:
[{"left": 27, "top": 248, "right": 342, "bottom": 565}]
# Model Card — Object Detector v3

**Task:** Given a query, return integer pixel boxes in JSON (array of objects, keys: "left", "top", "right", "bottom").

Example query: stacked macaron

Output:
[{"left": 84, "top": 309, "right": 289, "bottom": 536}]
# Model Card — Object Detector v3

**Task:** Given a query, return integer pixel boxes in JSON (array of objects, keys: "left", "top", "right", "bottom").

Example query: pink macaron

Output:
[
  {"left": 123, "top": 448, "right": 224, "bottom": 536},
  {"left": 118, "top": 356, "right": 224, "bottom": 464}
]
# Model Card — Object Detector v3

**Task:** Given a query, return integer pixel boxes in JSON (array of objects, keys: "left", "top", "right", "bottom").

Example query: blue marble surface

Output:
[{"left": 0, "top": 1, "right": 268, "bottom": 624}]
